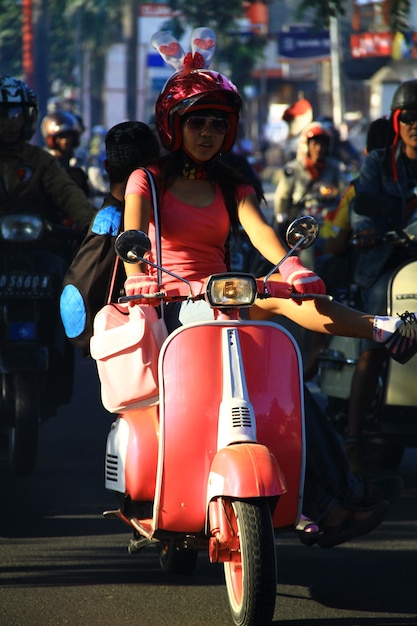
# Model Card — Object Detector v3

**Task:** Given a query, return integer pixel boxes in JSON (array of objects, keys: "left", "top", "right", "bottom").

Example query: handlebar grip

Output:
[
  {"left": 290, "top": 293, "right": 333, "bottom": 301},
  {"left": 118, "top": 291, "right": 166, "bottom": 303}
]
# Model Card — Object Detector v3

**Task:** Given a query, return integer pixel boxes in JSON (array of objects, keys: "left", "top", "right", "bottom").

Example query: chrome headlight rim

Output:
[{"left": 205, "top": 273, "right": 257, "bottom": 309}]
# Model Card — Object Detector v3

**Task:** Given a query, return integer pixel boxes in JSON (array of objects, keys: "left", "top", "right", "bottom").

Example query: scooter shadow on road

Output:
[
  {"left": 275, "top": 536, "right": 417, "bottom": 618},
  {"left": 273, "top": 617, "right": 417, "bottom": 626}
]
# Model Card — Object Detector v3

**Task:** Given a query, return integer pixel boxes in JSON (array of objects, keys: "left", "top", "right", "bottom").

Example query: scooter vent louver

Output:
[
  {"left": 231, "top": 406, "right": 253, "bottom": 428},
  {"left": 105, "top": 453, "right": 119, "bottom": 482}
]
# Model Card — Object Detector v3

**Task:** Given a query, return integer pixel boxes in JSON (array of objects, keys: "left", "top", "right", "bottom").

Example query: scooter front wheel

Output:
[
  {"left": 11, "top": 372, "right": 40, "bottom": 475},
  {"left": 224, "top": 499, "right": 276, "bottom": 626}
]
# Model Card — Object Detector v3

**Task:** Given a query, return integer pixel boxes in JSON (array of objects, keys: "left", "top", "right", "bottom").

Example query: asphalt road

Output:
[{"left": 1, "top": 352, "right": 417, "bottom": 626}]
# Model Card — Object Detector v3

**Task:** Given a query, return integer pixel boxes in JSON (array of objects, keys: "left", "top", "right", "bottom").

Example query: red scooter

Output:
[{"left": 103, "top": 217, "right": 319, "bottom": 626}]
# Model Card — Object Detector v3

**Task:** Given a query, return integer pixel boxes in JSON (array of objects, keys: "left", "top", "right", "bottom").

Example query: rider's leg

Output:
[
  {"left": 344, "top": 348, "right": 388, "bottom": 474},
  {"left": 250, "top": 290, "right": 417, "bottom": 363},
  {"left": 344, "top": 270, "right": 391, "bottom": 473},
  {"left": 301, "top": 386, "right": 393, "bottom": 548}
]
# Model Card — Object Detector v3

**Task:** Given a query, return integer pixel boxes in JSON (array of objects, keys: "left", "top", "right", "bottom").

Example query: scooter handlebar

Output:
[{"left": 118, "top": 281, "right": 333, "bottom": 305}]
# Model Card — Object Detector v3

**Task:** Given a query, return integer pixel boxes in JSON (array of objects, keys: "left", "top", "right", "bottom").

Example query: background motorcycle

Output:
[
  {"left": 0, "top": 212, "right": 83, "bottom": 475},
  {"left": 318, "top": 192, "right": 417, "bottom": 469},
  {"left": 103, "top": 218, "right": 321, "bottom": 626},
  {"left": 248, "top": 182, "right": 341, "bottom": 281}
]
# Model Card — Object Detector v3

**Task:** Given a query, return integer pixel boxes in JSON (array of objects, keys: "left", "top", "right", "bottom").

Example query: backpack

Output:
[{"left": 60, "top": 201, "right": 125, "bottom": 356}]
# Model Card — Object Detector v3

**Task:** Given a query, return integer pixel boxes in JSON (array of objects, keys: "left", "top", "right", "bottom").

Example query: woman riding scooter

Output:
[{"left": 121, "top": 29, "right": 411, "bottom": 545}]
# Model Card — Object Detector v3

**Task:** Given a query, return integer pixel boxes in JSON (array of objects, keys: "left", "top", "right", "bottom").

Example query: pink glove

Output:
[
  {"left": 279, "top": 256, "right": 326, "bottom": 296},
  {"left": 124, "top": 274, "right": 161, "bottom": 307}
]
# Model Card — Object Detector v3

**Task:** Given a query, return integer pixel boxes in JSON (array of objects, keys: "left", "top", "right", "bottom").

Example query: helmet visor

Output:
[{"left": 0, "top": 105, "right": 25, "bottom": 120}]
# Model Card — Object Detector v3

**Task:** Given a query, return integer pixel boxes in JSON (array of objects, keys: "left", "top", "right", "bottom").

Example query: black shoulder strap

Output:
[{"left": 141, "top": 168, "right": 162, "bottom": 286}]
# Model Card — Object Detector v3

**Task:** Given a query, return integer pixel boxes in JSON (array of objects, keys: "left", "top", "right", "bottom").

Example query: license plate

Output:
[{"left": 0, "top": 273, "right": 55, "bottom": 298}]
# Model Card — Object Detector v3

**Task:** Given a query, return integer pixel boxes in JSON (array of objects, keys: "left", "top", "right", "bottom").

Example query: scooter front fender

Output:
[{"left": 207, "top": 443, "right": 287, "bottom": 504}]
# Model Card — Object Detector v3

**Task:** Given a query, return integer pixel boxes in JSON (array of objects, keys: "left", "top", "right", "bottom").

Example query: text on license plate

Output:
[{"left": 0, "top": 273, "right": 54, "bottom": 297}]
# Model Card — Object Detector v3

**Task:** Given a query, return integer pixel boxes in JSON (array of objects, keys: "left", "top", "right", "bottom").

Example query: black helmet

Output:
[
  {"left": 391, "top": 79, "right": 417, "bottom": 111},
  {"left": 0, "top": 75, "right": 38, "bottom": 141}
]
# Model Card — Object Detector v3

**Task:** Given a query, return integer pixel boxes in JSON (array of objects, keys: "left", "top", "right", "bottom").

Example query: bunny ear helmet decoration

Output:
[{"left": 152, "top": 27, "right": 242, "bottom": 152}]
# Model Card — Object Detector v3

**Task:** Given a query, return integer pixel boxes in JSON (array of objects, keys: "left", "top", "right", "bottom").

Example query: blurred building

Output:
[{"left": 102, "top": 1, "right": 417, "bottom": 155}]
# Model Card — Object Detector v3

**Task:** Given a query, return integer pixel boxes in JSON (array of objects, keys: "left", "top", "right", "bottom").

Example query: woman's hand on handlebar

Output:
[
  {"left": 123, "top": 274, "right": 164, "bottom": 307},
  {"left": 278, "top": 256, "right": 327, "bottom": 299},
  {"left": 256, "top": 276, "right": 332, "bottom": 302}
]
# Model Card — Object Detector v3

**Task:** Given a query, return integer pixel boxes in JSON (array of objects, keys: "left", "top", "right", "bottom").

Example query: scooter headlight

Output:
[
  {"left": 205, "top": 273, "right": 257, "bottom": 309},
  {"left": 0, "top": 214, "right": 43, "bottom": 241}
]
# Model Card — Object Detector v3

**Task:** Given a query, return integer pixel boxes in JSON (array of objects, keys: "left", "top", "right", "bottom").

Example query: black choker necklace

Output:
[{"left": 177, "top": 151, "right": 212, "bottom": 180}]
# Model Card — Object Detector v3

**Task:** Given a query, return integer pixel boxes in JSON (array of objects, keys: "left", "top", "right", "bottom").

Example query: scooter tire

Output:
[
  {"left": 12, "top": 372, "right": 40, "bottom": 475},
  {"left": 224, "top": 499, "right": 276, "bottom": 626}
]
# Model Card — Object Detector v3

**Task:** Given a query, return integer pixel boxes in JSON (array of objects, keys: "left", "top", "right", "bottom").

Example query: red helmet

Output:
[
  {"left": 303, "top": 123, "right": 331, "bottom": 142},
  {"left": 155, "top": 69, "right": 242, "bottom": 152},
  {"left": 40, "top": 111, "right": 83, "bottom": 149}
]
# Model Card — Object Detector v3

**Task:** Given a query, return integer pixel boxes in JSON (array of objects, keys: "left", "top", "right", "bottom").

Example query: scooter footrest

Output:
[
  {"left": 128, "top": 537, "right": 159, "bottom": 554},
  {"left": 103, "top": 509, "right": 121, "bottom": 519}
]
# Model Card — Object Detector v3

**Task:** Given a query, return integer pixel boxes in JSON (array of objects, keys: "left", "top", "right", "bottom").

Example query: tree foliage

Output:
[
  {"left": 390, "top": 0, "right": 411, "bottom": 34},
  {"left": 165, "top": 0, "right": 266, "bottom": 89},
  {"left": 0, "top": 0, "right": 23, "bottom": 77},
  {"left": 295, "top": 0, "right": 345, "bottom": 27},
  {"left": 168, "top": 0, "right": 244, "bottom": 32},
  {"left": 296, "top": 0, "right": 412, "bottom": 32},
  {"left": 0, "top": 1, "right": 122, "bottom": 91}
]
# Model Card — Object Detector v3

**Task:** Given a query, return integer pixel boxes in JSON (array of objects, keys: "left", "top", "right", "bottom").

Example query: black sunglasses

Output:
[
  {"left": 398, "top": 111, "right": 417, "bottom": 126},
  {"left": 0, "top": 106, "right": 24, "bottom": 120},
  {"left": 184, "top": 116, "right": 229, "bottom": 135}
]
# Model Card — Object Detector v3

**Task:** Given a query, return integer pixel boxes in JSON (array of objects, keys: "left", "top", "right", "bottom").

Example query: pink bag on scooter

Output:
[{"left": 90, "top": 302, "right": 168, "bottom": 413}]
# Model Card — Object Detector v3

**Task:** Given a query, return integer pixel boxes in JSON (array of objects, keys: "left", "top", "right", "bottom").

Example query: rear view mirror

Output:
[
  {"left": 115, "top": 230, "right": 151, "bottom": 263},
  {"left": 286, "top": 215, "right": 319, "bottom": 250}
]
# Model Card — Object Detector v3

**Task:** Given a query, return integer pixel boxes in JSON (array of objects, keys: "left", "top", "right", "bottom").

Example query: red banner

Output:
[{"left": 350, "top": 32, "right": 392, "bottom": 58}]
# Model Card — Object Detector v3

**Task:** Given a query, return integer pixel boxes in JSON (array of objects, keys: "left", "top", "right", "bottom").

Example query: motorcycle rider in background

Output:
[
  {"left": 281, "top": 97, "right": 314, "bottom": 162},
  {"left": 40, "top": 109, "right": 91, "bottom": 198},
  {"left": 0, "top": 76, "right": 94, "bottom": 232},
  {"left": 60, "top": 120, "right": 161, "bottom": 357},
  {"left": 273, "top": 121, "right": 347, "bottom": 245},
  {"left": 0, "top": 75, "right": 95, "bottom": 410},
  {"left": 87, "top": 124, "right": 111, "bottom": 201},
  {"left": 273, "top": 121, "right": 347, "bottom": 377},
  {"left": 346, "top": 80, "right": 417, "bottom": 474}
]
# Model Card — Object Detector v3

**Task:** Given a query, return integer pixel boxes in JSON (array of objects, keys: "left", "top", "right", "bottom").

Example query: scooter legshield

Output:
[
  {"left": 155, "top": 321, "right": 305, "bottom": 532},
  {"left": 386, "top": 259, "right": 417, "bottom": 407}
]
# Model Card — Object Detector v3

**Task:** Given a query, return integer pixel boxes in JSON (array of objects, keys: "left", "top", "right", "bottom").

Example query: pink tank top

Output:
[{"left": 125, "top": 167, "right": 254, "bottom": 294}]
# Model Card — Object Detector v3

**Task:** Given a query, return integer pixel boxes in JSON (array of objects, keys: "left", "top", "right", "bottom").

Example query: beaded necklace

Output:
[{"left": 177, "top": 150, "right": 220, "bottom": 180}]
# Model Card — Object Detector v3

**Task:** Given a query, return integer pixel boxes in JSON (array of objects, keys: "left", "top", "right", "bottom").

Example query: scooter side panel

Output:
[
  {"left": 157, "top": 322, "right": 304, "bottom": 532},
  {"left": 106, "top": 406, "right": 159, "bottom": 502}
]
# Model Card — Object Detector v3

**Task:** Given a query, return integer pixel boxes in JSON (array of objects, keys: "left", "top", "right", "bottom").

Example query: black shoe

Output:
[
  {"left": 383, "top": 311, "right": 417, "bottom": 364},
  {"left": 317, "top": 499, "right": 390, "bottom": 549}
]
